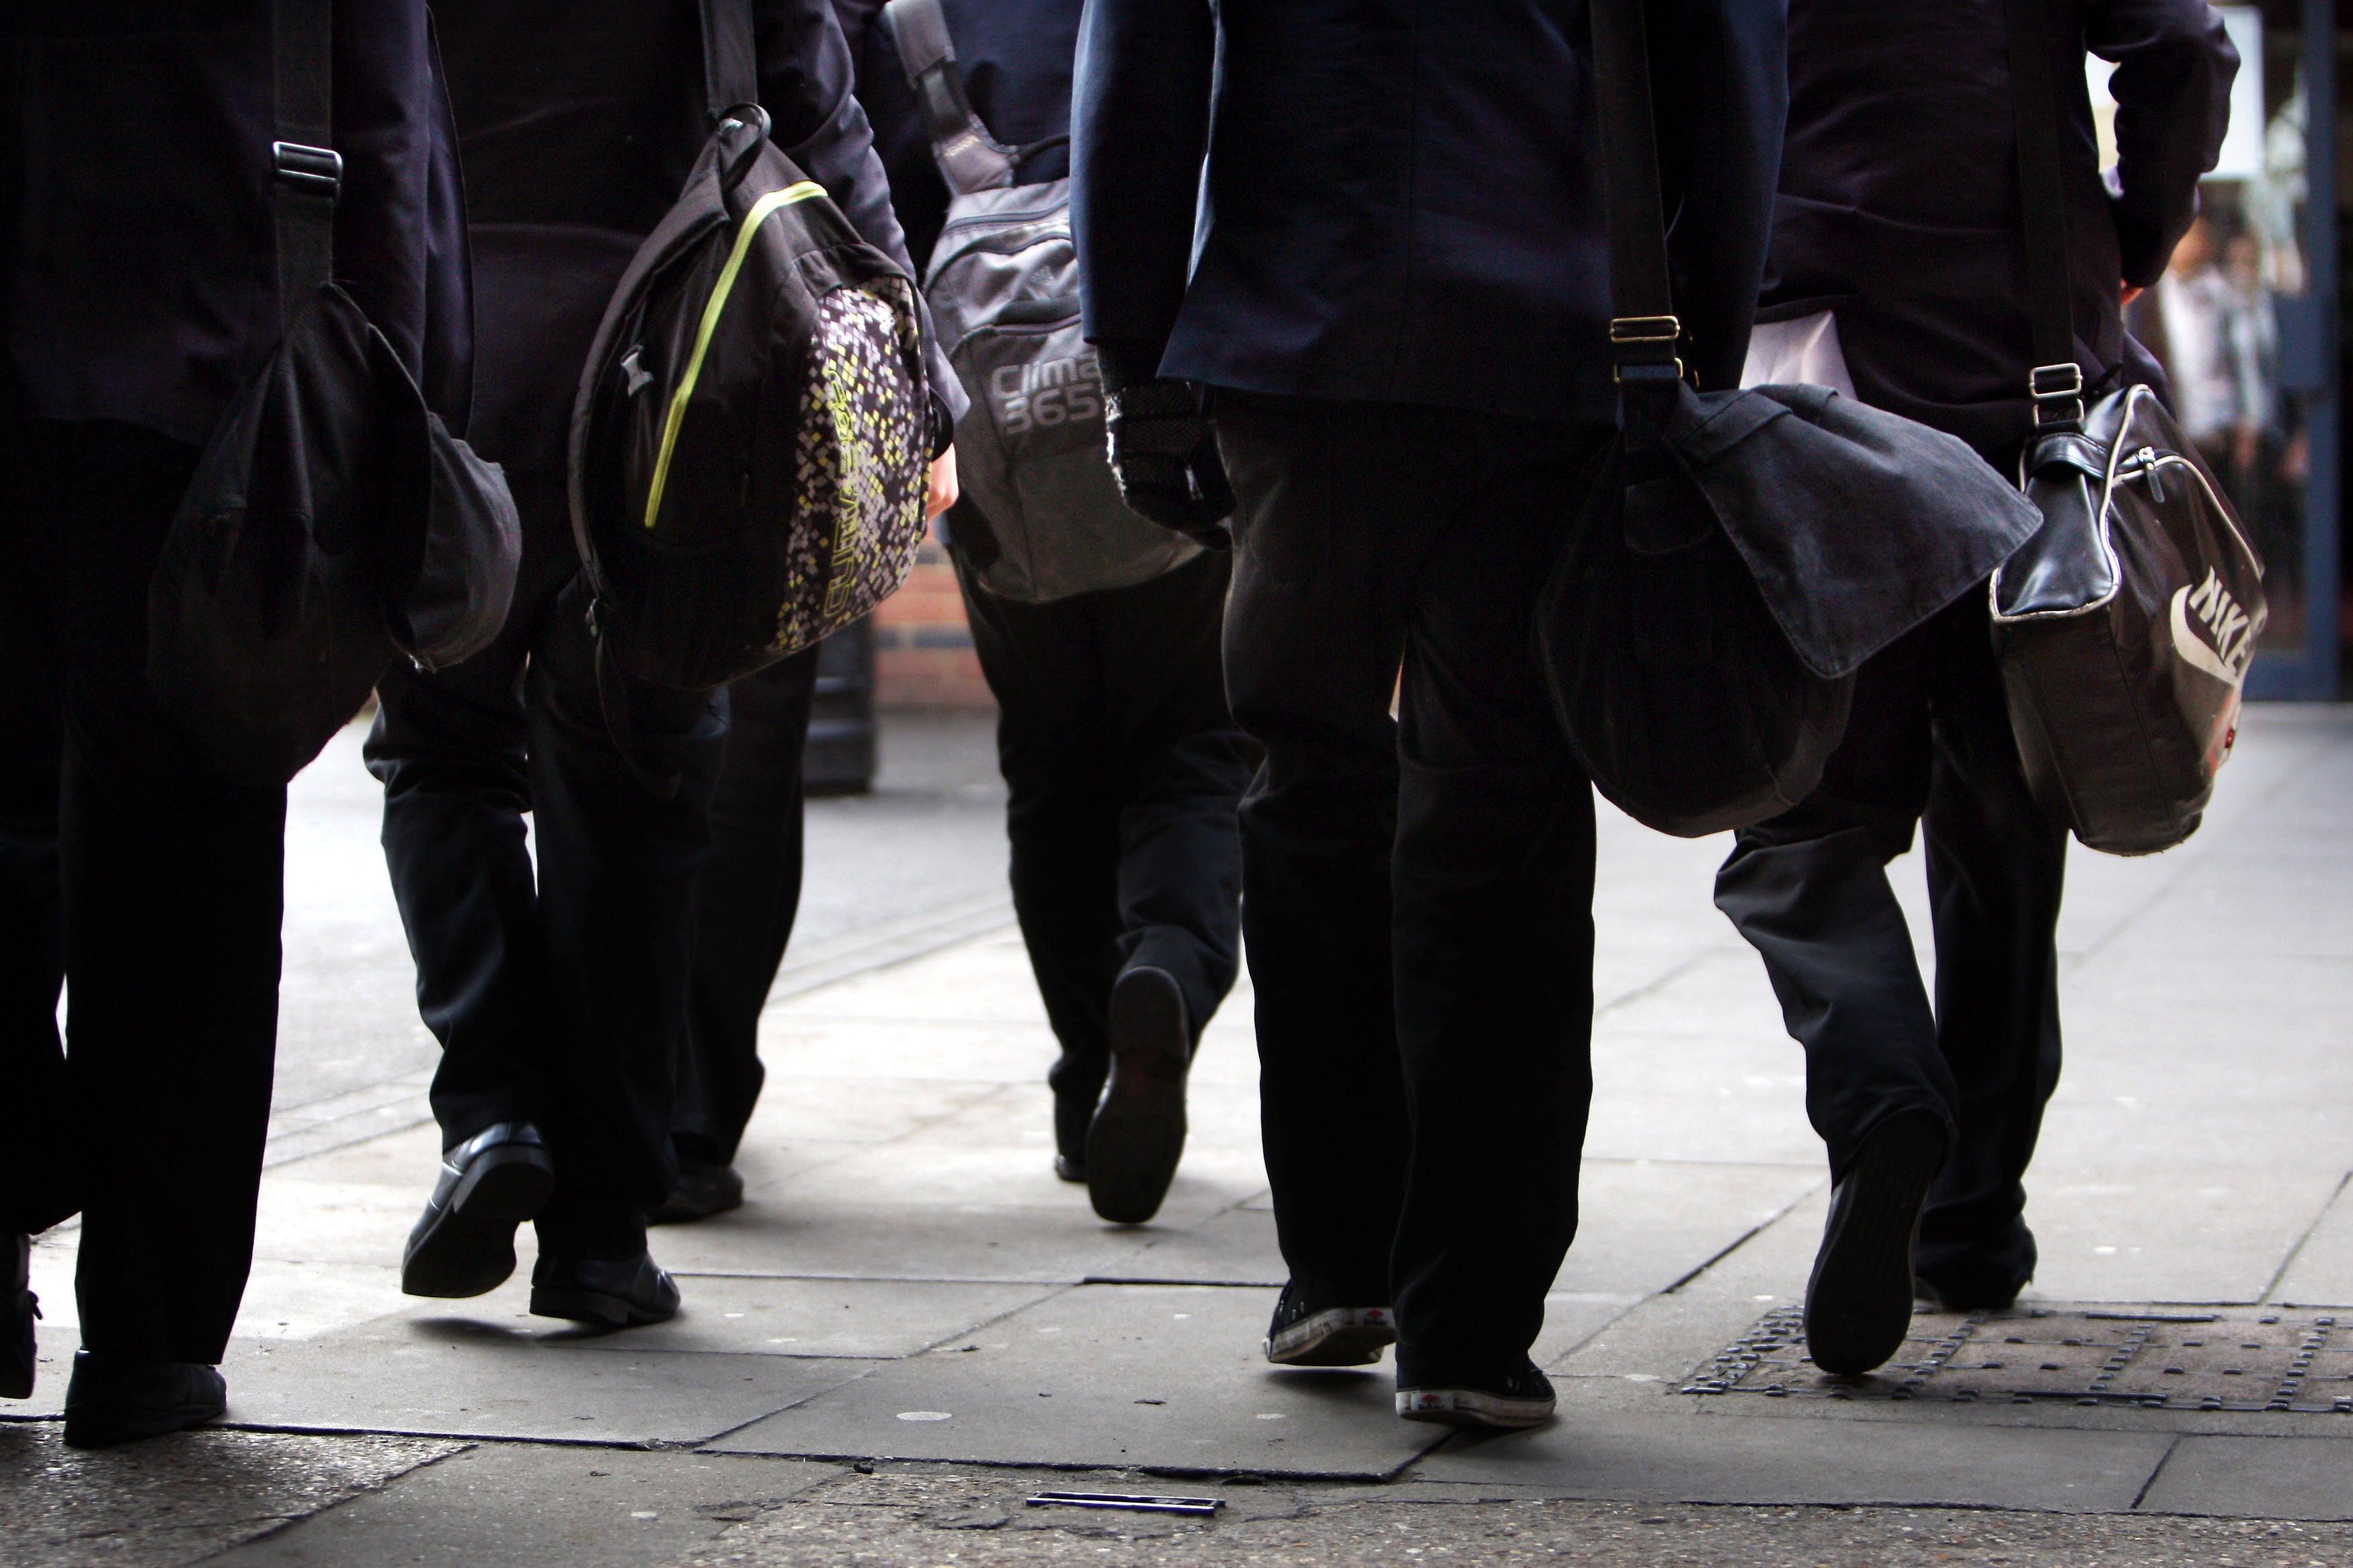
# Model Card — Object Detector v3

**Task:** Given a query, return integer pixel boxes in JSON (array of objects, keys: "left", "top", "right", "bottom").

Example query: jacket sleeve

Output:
[
  {"left": 1648, "top": 0, "right": 1786, "bottom": 393},
  {"left": 1070, "top": 0, "right": 1218, "bottom": 381},
  {"left": 757, "top": 0, "right": 968, "bottom": 431},
  {"left": 2086, "top": 0, "right": 2237, "bottom": 287}
]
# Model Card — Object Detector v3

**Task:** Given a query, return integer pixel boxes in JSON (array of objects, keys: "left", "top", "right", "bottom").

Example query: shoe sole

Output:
[
  {"left": 401, "top": 1147, "right": 555, "bottom": 1298},
  {"left": 1266, "top": 1307, "right": 1396, "bottom": 1367},
  {"left": 1806, "top": 1109, "right": 1950, "bottom": 1376},
  {"left": 1396, "top": 1388, "right": 1555, "bottom": 1430},
  {"left": 1086, "top": 970, "right": 1189, "bottom": 1225},
  {"left": 528, "top": 1285, "right": 679, "bottom": 1328}
]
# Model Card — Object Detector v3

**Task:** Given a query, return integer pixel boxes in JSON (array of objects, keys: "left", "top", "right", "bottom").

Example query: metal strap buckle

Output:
[
  {"left": 272, "top": 141, "right": 343, "bottom": 195},
  {"left": 2029, "top": 362, "right": 2084, "bottom": 426},
  {"left": 1610, "top": 315, "right": 1684, "bottom": 383}
]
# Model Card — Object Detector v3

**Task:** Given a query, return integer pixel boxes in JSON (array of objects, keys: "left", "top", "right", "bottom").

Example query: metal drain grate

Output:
[{"left": 1681, "top": 1305, "right": 2353, "bottom": 1413}]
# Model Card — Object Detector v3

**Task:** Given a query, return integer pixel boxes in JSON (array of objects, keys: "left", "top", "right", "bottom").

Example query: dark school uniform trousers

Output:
[
  {"left": 1213, "top": 394, "right": 1613, "bottom": 1386},
  {"left": 1712, "top": 589, "right": 2065, "bottom": 1305},
  {"left": 952, "top": 547, "right": 1251, "bottom": 1130},
  {"left": 670, "top": 643, "right": 821, "bottom": 1169},
  {"left": 365, "top": 465, "right": 724, "bottom": 1260},
  {"left": 0, "top": 420, "right": 284, "bottom": 1365}
]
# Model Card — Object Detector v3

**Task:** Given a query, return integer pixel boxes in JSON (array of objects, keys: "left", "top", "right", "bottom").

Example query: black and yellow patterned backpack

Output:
[{"left": 569, "top": 0, "right": 932, "bottom": 692}]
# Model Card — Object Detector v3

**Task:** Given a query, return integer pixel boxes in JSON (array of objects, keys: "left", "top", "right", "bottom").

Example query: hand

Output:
[
  {"left": 2122, "top": 282, "right": 2145, "bottom": 308},
  {"left": 1103, "top": 378, "right": 1234, "bottom": 547},
  {"left": 926, "top": 448, "right": 959, "bottom": 521}
]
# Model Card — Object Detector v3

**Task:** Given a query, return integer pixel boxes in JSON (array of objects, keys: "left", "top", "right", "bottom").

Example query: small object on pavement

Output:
[{"left": 1027, "top": 1491, "right": 1224, "bottom": 1516}]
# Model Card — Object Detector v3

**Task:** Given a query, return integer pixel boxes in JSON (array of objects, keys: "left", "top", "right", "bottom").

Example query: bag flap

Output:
[{"left": 1666, "top": 383, "right": 2043, "bottom": 679}]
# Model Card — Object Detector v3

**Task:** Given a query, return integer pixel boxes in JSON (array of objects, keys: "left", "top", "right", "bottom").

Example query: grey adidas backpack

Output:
[{"left": 882, "top": 0, "right": 1196, "bottom": 603}]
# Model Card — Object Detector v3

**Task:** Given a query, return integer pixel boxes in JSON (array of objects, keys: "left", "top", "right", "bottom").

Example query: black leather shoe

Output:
[
  {"left": 1806, "top": 1108, "right": 1951, "bottom": 1375},
  {"left": 1085, "top": 966, "right": 1189, "bottom": 1224},
  {"left": 63, "top": 1352, "right": 227, "bottom": 1448},
  {"left": 401, "top": 1122, "right": 555, "bottom": 1298},
  {"left": 4, "top": 1233, "right": 38, "bottom": 1401},
  {"left": 1264, "top": 1282, "right": 1394, "bottom": 1367},
  {"left": 1397, "top": 1360, "right": 1556, "bottom": 1430},
  {"left": 1053, "top": 1089, "right": 1093, "bottom": 1184},
  {"left": 647, "top": 1161, "right": 745, "bottom": 1225},
  {"left": 529, "top": 1251, "right": 681, "bottom": 1327}
]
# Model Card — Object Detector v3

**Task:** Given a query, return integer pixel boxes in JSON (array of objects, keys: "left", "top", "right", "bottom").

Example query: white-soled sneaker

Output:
[
  {"left": 1264, "top": 1284, "right": 1395, "bottom": 1366},
  {"left": 1396, "top": 1361, "right": 1556, "bottom": 1429}
]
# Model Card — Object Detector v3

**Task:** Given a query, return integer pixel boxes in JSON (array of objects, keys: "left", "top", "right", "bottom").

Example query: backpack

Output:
[
  {"left": 882, "top": 0, "right": 1197, "bottom": 602},
  {"left": 569, "top": 0, "right": 934, "bottom": 692},
  {"left": 147, "top": 0, "right": 520, "bottom": 788}
]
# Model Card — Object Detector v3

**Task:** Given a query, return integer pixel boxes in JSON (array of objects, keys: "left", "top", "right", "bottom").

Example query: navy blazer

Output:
[
  {"left": 1763, "top": 0, "right": 2235, "bottom": 454},
  {"left": 1071, "top": 0, "right": 1786, "bottom": 424},
  {"left": 2, "top": 2, "right": 469, "bottom": 447},
  {"left": 438, "top": 0, "right": 950, "bottom": 474},
  {"left": 834, "top": 0, "right": 1080, "bottom": 274}
]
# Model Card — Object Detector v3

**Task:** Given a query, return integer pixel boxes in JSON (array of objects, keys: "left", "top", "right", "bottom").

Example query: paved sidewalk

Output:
[{"left": 5, "top": 706, "right": 2352, "bottom": 1566}]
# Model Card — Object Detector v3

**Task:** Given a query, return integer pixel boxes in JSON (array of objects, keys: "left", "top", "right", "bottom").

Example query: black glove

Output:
[{"left": 1103, "top": 377, "right": 1234, "bottom": 548}]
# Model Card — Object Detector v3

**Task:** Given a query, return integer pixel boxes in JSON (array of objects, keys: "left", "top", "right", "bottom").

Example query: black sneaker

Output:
[
  {"left": 4, "top": 1233, "right": 38, "bottom": 1401},
  {"left": 1806, "top": 1108, "right": 1950, "bottom": 1375},
  {"left": 648, "top": 1161, "right": 745, "bottom": 1225},
  {"left": 1396, "top": 1360, "right": 1556, "bottom": 1430},
  {"left": 402, "top": 1122, "right": 557, "bottom": 1298},
  {"left": 63, "top": 1353, "right": 227, "bottom": 1448},
  {"left": 1263, "top": 1284, "right": 1395, "bottom": 1366},
  {"left": 529, "top": 1251, "right": 682, "bottom": 1328},
  {"left": 1085, "top": 966, "right": 1190, "bottom": 1225}
]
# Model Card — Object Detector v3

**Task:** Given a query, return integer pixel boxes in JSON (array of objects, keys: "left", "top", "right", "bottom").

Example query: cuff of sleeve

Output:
[{"left": 1092, "top": 338, "right": 1168, "bottom": 391}]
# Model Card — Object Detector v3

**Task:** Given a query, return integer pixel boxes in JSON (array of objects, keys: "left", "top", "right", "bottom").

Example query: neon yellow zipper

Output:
[{"left": 643, "top": 180, "right": 827, "bottom": 530}]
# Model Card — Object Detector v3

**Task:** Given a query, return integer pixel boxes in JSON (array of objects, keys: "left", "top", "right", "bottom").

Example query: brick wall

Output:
[{"left": 873, "top": 541, "right": 995, "bottom": 710}]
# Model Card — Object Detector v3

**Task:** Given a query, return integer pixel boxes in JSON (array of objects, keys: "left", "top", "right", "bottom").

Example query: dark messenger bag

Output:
[
  {"left": 149, "top": 0, "right": 520, "bottom": 788},
  {"left": 1987, "top": 0, "right": 2267, "bottom": 856},
  {"left": 1540, "top": 0, "right": 2043, "bottom": 837}
]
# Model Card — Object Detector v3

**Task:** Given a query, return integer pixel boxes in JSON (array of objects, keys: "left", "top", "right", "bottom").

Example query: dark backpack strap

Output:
[
  {"left": 2002, "top": 0, "right": 2087, "bottom": 428},
  {"left": 270, "top": 0, "right": 340, "bottom": 333},
  {"left": 882, "top": 0, "right": 1018, "bottom": 194},
  {"left": 700, "top": 0, "right": 760, "bottom": 120},
  {"left": 1587, "top": 0, "right": 1684, "bottom": 444}
]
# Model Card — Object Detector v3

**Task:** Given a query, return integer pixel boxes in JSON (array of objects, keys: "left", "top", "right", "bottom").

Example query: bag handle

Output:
[
  {"left": 1587, "top": 0, "right": 1685, "bottom": 446},
  {"left": 699, "top": 0, "right": 761, "bottom": 123},
  {"left": 270, "top": 0, "right": 341, "bottom": 335},
  {"left": 2001, "top": 0, "right": 2087, "bottom": 429},
  {"left": 881, "top": 0, "right": 1020, "bottom": 195}
]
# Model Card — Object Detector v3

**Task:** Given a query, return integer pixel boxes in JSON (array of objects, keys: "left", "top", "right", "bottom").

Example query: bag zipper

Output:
[{"left": 2114, "top": 444, "right": 2170, "bottom": 503}]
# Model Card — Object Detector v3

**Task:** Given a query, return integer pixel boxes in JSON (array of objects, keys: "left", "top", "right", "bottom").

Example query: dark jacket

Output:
[
  {"left": 1070, "top": 0, "right": 1786, "bottom": 423},
  {"left": 2, "top": 1, "right": 470, "bottom": 446},
  {"left": 832, "top": 0, "right": 1079, "bottom": 274},
  {"left": 437, "top": 0, "right": 957, "bottom": 473},
  {"left": 1763, "top": 0, "right": 2235, "bottom": 454}
]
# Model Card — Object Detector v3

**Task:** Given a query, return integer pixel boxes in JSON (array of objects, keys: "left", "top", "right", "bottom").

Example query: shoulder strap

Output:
[
  {"left": 701, "top": 0, "right": 760, "bottom": 120},
  {"left": 1587, "top": 0, "right": 1685, "bottom": 442},
  {"left": 269, "top": 0, "right": 341, "bottom": 334},
  {"left": 881, "top": 0, "right": 1017, "bottom": 194},
  {"left": 2001, "top": 0, "right": 2087, "bottom": 427}
]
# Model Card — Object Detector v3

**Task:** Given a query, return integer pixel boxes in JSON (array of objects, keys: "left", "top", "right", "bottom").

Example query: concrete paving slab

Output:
[
  {"left": 555, "top": 1276, "right": 1055, "bottom": 1360},
  {"left": 774, "top": 1120, "right": 1266, "bottom": 1222},
  {"left": 708, "top": 1284, "right": 1439, "bottom": 1478},
  {"left": 0, "top": 1423, "right": 454, "bottom": 1568},
  {"left": 214, "top": 1333, "right": 861, "bottom": 1445},
  {"left": 633, "top": 1200, "right": 1163, "bottom": 1284},
  {"left": 204, "top": 1445, "right": 844, "bottom": 1568},
  {"left": 2136, "top": 1434, "right": 2353, "bottom": 1520},
  {"left": 2275, "top": 1176, "right": 2353, "bottom": 1306},
  {"left": 1411, "top": 1411, "right": 2175, "bottom": 1512},
  {"left": 2019, "top": 1170, "right": 2347, "bottom": 1304},
  {"left": 731, "top": 1074, "right": 1007, "bottom": 1147},
  {"left": 752, "top": 1014, "right": 1051, "bottom": 1085},
  {"left": 1101, "top": 1206, "right": 1283, "bottom": 1287},
  {"left": 1558, "top": 1161, "right": 1823, "bottom": 1299}
]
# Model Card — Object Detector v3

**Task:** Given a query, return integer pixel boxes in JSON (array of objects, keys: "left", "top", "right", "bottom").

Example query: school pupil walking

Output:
[
  {"left": 836, "top": 0, "right": 1252, "bottom": 1225},
  {"left": 372, "top": 0, "right": 955, "bottom": 1327}
]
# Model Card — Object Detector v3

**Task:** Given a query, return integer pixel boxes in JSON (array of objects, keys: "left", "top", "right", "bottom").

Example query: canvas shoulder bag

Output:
[
  {"left": 1539, "top": 0, "right": 2044, "bottom": 837},
  {"left": 148, "top": 0, "right": 520, "bottom": 788},
  {"left": 1987, "top": 0, "right": 2267, "bottom": 856}
]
